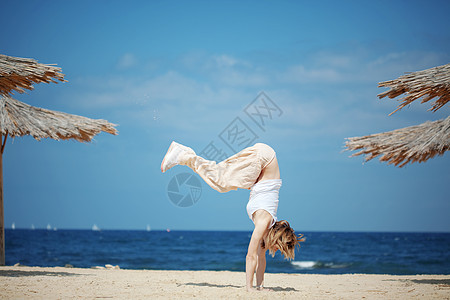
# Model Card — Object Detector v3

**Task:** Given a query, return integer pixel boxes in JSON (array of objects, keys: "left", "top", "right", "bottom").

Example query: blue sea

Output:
[{"left": 5, "top": 230, "right": 450, "bottom": 275}]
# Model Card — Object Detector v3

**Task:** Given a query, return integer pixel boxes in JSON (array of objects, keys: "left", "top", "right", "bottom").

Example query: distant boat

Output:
[
  {"left": 11, "top": 222, "right": 15, "bottom": 230},
  {"left": 31, "top": 224, "right": 35, "bottom": 230},
  {"left": 146, "top": 225, "right": 151, "bottom": 232},
  {"left": 46, "top": 224, "right": 52, "bottom": 230},
  {"left": 92, "top": 224, "right": 101, "bottom": 231}
]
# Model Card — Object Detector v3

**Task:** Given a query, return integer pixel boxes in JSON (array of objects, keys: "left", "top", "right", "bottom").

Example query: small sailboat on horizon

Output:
[{"left": 92, "top": 224, "right": 101, "bottom": 231}]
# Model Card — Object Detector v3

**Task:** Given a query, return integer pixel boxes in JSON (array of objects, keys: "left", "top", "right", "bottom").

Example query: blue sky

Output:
[{"left": 1, "top": 0, "right": 449, "bottom": 232}]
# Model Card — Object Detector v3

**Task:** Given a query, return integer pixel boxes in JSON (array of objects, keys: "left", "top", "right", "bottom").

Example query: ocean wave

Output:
[
  {"left": 291, "top": 261, "right": 316, "bottom": 269},
  {"left": 291, "top": 261, "right": 349, "bottom": 269}
]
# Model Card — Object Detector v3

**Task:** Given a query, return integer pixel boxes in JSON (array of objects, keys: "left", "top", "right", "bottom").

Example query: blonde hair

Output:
[{"left": 263, "top": 220, "right": 305, "bottom": 260}]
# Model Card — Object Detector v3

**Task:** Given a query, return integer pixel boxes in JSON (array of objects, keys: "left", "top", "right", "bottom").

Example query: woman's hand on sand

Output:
[{"left": 246, "top": 286, "right": 273, "bottom": 292}]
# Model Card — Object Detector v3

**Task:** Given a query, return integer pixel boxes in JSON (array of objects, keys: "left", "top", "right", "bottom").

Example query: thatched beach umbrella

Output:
[
  {"left": 378, "top": 63, "right": 450, "bottom": 115},
  {"left": 345, "top": 63, "right": 449, "bottom": 167},
  {"left": 0, "top": 54, "right": 117, "bottom": 265},
  {"left": 0, "top": 54, "right": 66, "bottom": 96},
  {"left": 345, "top": 116, "right": 450, "bottom": 167},
  {"left": 0, "top": 96, "right": 117, "bottom": 142}
]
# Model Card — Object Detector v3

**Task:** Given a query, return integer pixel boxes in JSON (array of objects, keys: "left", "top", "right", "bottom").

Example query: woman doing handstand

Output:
[{"left": 161, "top": 142, "right": 304, "bottom": 292}]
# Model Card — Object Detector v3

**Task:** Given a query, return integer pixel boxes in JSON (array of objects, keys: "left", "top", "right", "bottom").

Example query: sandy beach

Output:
[{"left": 0, "top": 266, "right": 449, "bottom": 299}]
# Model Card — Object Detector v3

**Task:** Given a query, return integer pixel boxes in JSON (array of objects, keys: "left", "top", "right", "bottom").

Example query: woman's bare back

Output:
[{"left": 256, "top": 156, "right": 280, "bottom": 183}]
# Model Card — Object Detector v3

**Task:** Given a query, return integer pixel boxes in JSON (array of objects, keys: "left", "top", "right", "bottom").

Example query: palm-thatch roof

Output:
[
  {"left": 0, "top": 54, "right": 66, "bottom": 96},
  {"left": 345, "top": 116, "right": 450, "bottom": 167},
  {"left": 0, "top": 96, "right": 117, "bottom": 142},
  {"left": 378, "top": 63, "right": 450, "bottom": 115},
  {"left": 0, "top": 54, "right": 117, "bottom": 267}
]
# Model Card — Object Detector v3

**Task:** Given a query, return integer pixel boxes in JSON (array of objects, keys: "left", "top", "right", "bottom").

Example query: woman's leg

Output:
[{"left": 162, "top": 142, "right": 274, "bottom": 193}]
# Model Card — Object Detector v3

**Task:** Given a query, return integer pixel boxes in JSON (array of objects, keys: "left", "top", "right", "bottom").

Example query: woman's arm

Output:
[
  {"left": 246, "top": 226, "right": 264, "bottom": 291},
  {"left": 255, "top": 243, "right": 267, "bottom": 287},
  {"left": 245, "top": 212, "right": 271, "bottom": 291}
]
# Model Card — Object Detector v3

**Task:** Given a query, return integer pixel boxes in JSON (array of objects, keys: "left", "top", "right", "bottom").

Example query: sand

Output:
[{"left": 0, "top": 266, "right": 449, "bottom": 299}]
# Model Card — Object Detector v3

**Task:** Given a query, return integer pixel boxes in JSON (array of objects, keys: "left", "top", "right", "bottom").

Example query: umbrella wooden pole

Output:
[{"left": 0, "top": 134, "right": 4, "bottom": 266}]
